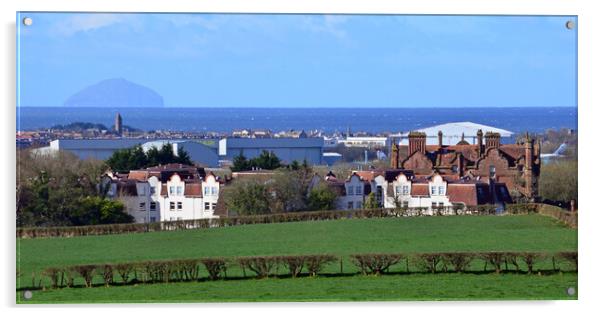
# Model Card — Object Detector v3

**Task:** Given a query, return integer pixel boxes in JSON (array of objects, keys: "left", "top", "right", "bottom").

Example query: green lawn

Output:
[
  {"left": 19, "top": 273, "right": 578, "bottom": 303},
  {"left": 16, "top": 214, "right": 577, "bottom": 302}
]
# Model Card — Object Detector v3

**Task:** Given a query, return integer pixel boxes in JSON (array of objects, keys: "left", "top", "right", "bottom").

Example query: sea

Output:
[{"left": 17, "top": 107, "right": 577, "bottom": 134}]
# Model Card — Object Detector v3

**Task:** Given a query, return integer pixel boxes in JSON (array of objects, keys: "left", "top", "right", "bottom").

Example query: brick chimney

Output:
[
  {"left": 456, "top": 153, "right": 464, "bottom": 177},
  {"left": 485, "top": 132, "right": 501, "bottom": 150},
  {"left": 390, "top": 143, "right": 399, "bottom": 169},
  {"left": 477, "top": 129, "right": 484, "bottom": 157},
  {"left": 524, "top": 133, "right": 534, "bottom": 199},
  {"left": 408, "top": 132, "right": 427, "bottom": 156}
]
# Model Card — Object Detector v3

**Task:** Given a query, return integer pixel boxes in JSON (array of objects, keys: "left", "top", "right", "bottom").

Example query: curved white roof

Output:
[{"left": 401, "top": 122, "right": 513, "bottom": 137}]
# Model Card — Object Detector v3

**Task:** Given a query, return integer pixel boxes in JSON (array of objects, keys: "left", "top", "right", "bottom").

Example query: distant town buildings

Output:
[{"left": 218, "top": 137, "right": 324, "bottom": 165}]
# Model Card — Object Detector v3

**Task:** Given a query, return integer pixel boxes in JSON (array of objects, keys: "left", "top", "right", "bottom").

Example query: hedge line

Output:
[
  {"left": 17, "top": 203, "right": 575, "bottom": 239},
  {"left": 28, "top": 251, "right": 577, "bottom": 290}
]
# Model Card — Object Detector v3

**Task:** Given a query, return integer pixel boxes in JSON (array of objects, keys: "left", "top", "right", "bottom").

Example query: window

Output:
[
  {"left": 204, "top": 187, "right": 210, "bottom": 195},
  {"left": 150, "top": 187, "right": 156, "bottom": 195},
  {"left": 489, "top": 165, "right": 496, "bottom": 178},
  {"left": 139, "top": 202, "right": 145, "bottom": 210},
  {"left": 211, "top": 187, "right": 217, "bottom": 195},
  {"left": 150, "top": 217, "right": 156, "bottom": 223},
  {"left": 204, "top": 202, "right": 210, "bottom": 210},
  {"left": 395, "top": 186, "right": 401, "bottom": 195},
  {"left": 432, "top": 202, "right": 437, "bottom": 209},
  {"left": 347, "top": 201, "right": 354, "bottom": 209},
  {"left": 402, "top": 185, "right": 410, "bottom": 195},
  {"left": 356, "top": 201, "right": 363, "bottom": 209},
  {"left": 451, "top": 165, "right": 458, "bottom": 173},
  {"left": 431, "top": 186, "right": 437, "bottom": 195},
  {"left": 169, "top": 186, "right": 175, "bottom": 195},
  {"left": 150, "top": 202, "right": 156, "bottom": 211},
  {"left": 140, "top": 187, "right": 146, "bottom": 196},
  {"left": 177, "top": 202, "right": 182, "bottom": 210},
  {"left": 438, "top": 202, "right": 444, "bottom": 207},
  {"left": 177, "top": 217, "right": 182, "bottom": 221},
  {"left": 170, "top": 217, "right": 175, "bottom": 221},
  {"left": 170, "top": 202, "right": 175, "bottom": 211},
  {"left": 403, "top": 201, "right": 409, "bottom": 208},
  {"left": 438, "top": 186, "right": 445, "bottom": 195},
  {"left": 355, "top": 186, "right": 362, "bottom": 195},
  {"left": 176, "top": 186, "right": 183, "bottom": 196},
  {"left": 212, "top": 203, "right": 217, "bottom": 209}
]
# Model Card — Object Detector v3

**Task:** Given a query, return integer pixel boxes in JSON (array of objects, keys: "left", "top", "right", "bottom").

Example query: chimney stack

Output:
[
  {"left": 408, "top": 132, "right": 427, "bottom": 156},
  {"left": 477, "top": 129, "right": 484, "bottom": 157},
  {"left": 438, "top": 130, "right": 443, "bottom": 147},
  {"left": 390, "top": 143, "right": 399, "bottom": 169},
  {"left": 485, "top": 132, "right": 501, "bottom": 150}
]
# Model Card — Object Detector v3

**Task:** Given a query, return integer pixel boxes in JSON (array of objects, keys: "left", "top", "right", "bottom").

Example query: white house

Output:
[
  {"left": 103, "top": 164, "right": 224, "bottom": 223},
  {"left": 311, "top": 169, "right": 511, "bottom": 214}
]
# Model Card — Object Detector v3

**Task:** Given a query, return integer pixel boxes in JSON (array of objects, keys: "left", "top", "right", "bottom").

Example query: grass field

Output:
[{"left": 16, "top": 214, "right": 578, "bottom": 303}]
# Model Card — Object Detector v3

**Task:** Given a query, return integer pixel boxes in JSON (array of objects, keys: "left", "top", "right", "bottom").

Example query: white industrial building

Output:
[{"left": 394, "top": 122, "right": 513, "bottom": 146}]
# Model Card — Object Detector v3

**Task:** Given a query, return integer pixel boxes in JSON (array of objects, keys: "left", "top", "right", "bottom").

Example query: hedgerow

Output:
[
  {"left": 17, "top": 203, "right": 574, "bottom": 239},
  {"left": 30, "top": 251, "right": 577, "bottom": 290}
]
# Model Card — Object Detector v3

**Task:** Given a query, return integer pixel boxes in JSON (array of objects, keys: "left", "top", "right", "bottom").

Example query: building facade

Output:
[
  {"left": 310, "top": 168, "right": 512, "bottom": 214},
  {"left": 390, "top": 130, "right": 540, "bottom": 200},
  {"left": 102, "top": 163, "right": 225, "bottom": 223}
]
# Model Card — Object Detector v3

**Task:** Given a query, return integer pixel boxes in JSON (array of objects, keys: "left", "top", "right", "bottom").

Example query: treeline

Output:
[
  {"left": 105, "top": 143, "right": 192, "bottom": 172},
  {"left": 539, "top": 159, "right": 578, "bottom": 207},
  {"left": 17, "top": 151, "right": 134, "bottom": 227},
  {"left": 18, "top": 203, "right": 575, "bottom": 239},
  {"left": 29, "top": 251, "right": 577, "bottom": 290},
  {"left": 224, "top": 163, "right": 340, "bottom": 214}
]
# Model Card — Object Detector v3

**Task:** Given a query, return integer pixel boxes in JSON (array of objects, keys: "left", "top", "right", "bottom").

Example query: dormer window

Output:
[
  {"left": 395, "top": 186, "right": 401, "bottom": 195},
  {"left": 431, "top": 186, "right": 437, "bottom": 195},
  {"left": 438, "top": 186, "right": 445, "bottom": 195},
  {"left": 355, "top": 186, "right": 362, "bottom": 195},
  {"left": 176, "top": 186, "right": 183, "bottom": 196},
  {"left": 211, "top": 187, "right": 217, "bottom": 195},
  {"left": 402, "top": 185, "right": 410, "bottom": 195}
]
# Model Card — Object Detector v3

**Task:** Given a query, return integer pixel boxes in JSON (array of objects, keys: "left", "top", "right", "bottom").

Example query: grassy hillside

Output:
[{"left": 16, "top": 214, "right": 577, "bottom": 302}]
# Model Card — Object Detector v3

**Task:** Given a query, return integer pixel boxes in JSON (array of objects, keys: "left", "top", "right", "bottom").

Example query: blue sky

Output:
[{"left": 17, "top": 13, "right": 577, "bottom": 108}]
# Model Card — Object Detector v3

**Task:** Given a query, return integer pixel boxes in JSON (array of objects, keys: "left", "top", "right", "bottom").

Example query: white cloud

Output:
[
  {"left": 301, "top": 15, "right": 351, "bottom": 40},
  {"left": 51, "top": 14, "right": 131, "bottom": 36}
]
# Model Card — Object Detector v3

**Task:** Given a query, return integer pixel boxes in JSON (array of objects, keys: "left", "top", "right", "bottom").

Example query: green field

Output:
[{"left": 16, "top": 214, "right": 578, "bottom": 302}]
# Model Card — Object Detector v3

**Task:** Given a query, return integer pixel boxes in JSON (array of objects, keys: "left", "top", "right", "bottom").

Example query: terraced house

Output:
[{"left": 101, "top": 163, "right": 226, "bottom": 223}]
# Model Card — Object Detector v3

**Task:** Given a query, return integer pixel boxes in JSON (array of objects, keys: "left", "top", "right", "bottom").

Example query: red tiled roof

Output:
[
  {"left": 447, "top": 184, "right": 479, "bottom": 206},
  {"left": 411, "top": 183, "right": 429, "bottom": 196},
  {"left": 184, "top": 183, "right": 203, "bottom": 197}
]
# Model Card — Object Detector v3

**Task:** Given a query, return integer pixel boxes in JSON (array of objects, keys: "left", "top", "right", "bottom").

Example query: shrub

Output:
[
  {"left": 351, "top": 254, "right": 403, "bottom": 275},
  {"left": 98, "top": 264, "right": 114, "bottom": 287},
  {"left": 279, "top": 256, "right": 306, "bottom": 278},
  {"left": 172, "top": 259, "right": 200, "bottom": 281},
  {"left": 42, "top": 267, "right": 64, "bottom": 289},
  {"left": 114, "top": 263, "right": 135, "bottom": 284},
  {"left": 305, "top": 255, "right": 337, "bottom": 276},
  {"left": 441, "top": 252, "right": 474, "bottom": 273},
  {"left": 237, "top": 256, "right": 279, "bottom": 278},
  {"left": 516, "top": 252, "right": 545, "bottom": 274},
  {"left": 413, "top": 253, "right": 443, "bottom": 273},
  {"left": 71, "top": 265, "right": 97, "bottom": 287},
  {"left": 200, "top": 258, "right": 228, "bottom": 280},
  {"left": 557, "top": 251, "right": 578, "bottom": 271},
  {"left": 479, "top": 252, "right": 505, "bottom": 274}
]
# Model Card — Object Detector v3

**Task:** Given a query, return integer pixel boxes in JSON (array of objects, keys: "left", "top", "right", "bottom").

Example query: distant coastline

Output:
[{"left": 17, "top": 106, "right": 577, "bottom": 134}]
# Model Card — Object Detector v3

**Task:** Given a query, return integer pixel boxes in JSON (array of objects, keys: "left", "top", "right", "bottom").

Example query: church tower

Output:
[{"left": 115, "top": 112, "right": 123, "bottom": 135}]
